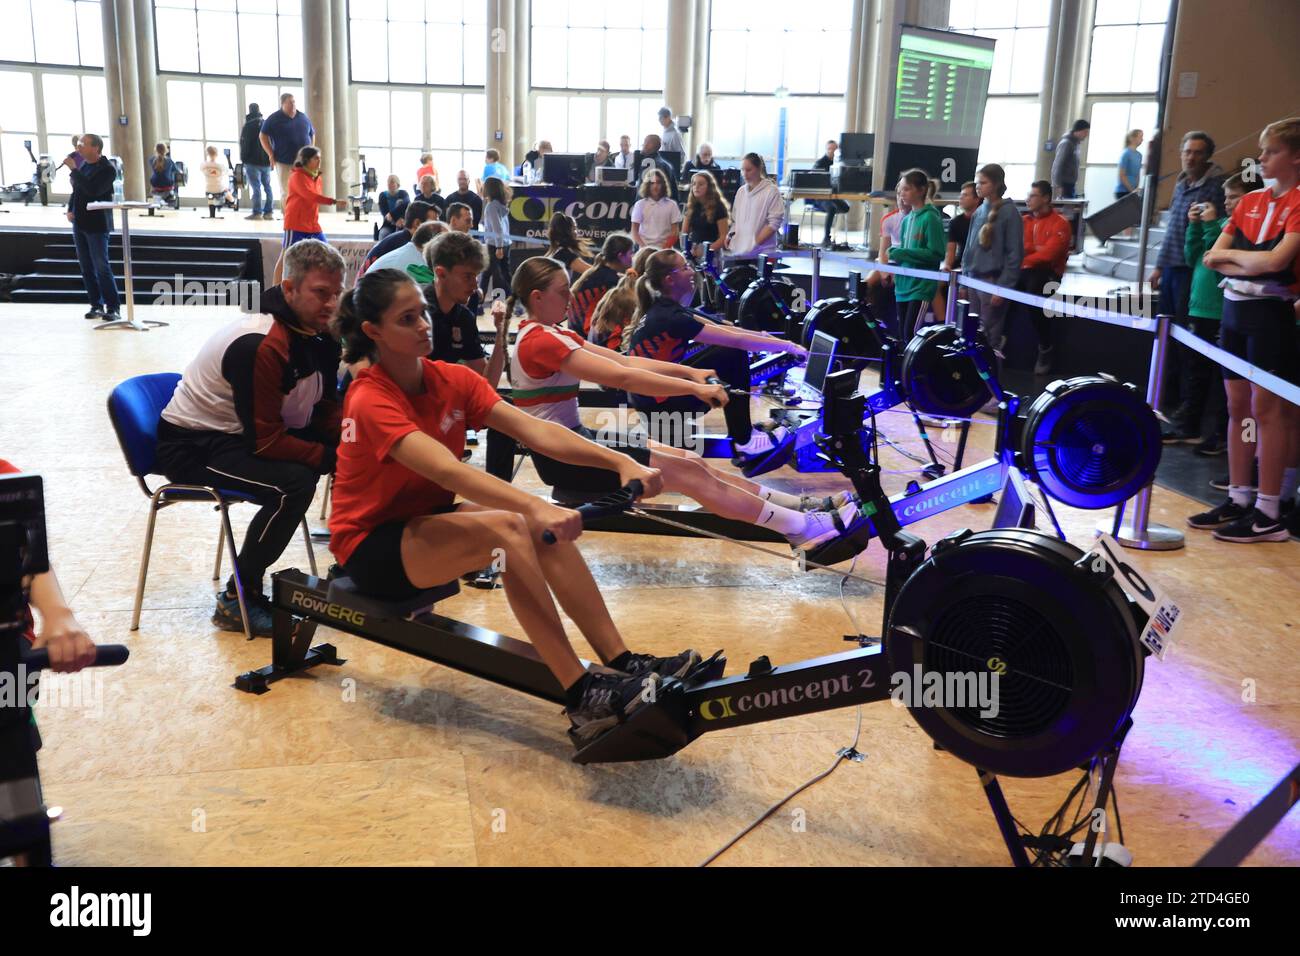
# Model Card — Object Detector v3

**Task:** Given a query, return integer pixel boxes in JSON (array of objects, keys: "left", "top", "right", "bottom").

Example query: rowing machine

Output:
[{"left": 234, "top": 405, "right": 1154, "bottom": 865}]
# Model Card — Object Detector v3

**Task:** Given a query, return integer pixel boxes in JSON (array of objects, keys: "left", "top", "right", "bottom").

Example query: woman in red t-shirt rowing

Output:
[{"left": 328, "top": 268, "right": 701, "bottom": 740}]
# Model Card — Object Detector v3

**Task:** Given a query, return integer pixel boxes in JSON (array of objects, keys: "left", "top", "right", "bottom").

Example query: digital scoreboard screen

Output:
[{"left": 891, "top": 27, "right": 996, "bottom": 150}]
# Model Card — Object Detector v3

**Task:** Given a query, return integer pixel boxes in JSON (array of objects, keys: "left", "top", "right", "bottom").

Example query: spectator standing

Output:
[
  {"left": 1116, "top": 129, "right": 1144, "bottom": 200},
  {"left": 631, "top": 170, "right": 682, "bottom": 250},
  {"left": 480, "top": 176, "right": 513, "bottom": 299},
  {"left": 1189, "top": 118, "right": 1300, "bottom": 543},
  {"left": 1051, "top": 119, "right": 1090, "bottom": 199},
  {"left": 64, "top": 133, "right": 119, "bottom": 322},
  {"left": 1018, "top": 180, "right": 1074, "bottom": 375},
  {"left": 658, "top": 107, "right": 685, "bottom": 157},
  {"left": 960, "top": 163, "right": 1023, "bottom": 384},
  {"left": 888, "top": 168, "right": 947, "bottom": 340},
  {"left": 726, "top": 152, "right": 783, "bottom": 259},
  {"left": 944, "top": 181, "right": 980, "bottom": 270},
  {"left": 1150, "top": 131, "right": 1226, "bottom": 442},
  {"left": 1179, "top": 172, "right": 1246, "bottom": 456},
  {"left": 240, "top": 103, "right": 274, "bottom": 220},
  {"left": 416, "top": 153, "right": 438, "bottom": 188},
  {"left": 259, "top": 93, "right": 315, "bottom": 213},
  {"left": 481, "top": 148, "right": 511, "bottom": 187},
  {"left": 274, "top": 146, "right": 338, "bottom": 284},
  {"left": 636, "top": 134, "right": 678, "bottom": 192}
]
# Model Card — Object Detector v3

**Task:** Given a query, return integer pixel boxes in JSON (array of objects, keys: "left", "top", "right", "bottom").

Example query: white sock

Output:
[
  {"left": 1283, "top": 467, "right": 1298, "bottom": 502},
  {"left": 758, "top": 487, "right": 803, "bottom": 510},
  {"left": 1256, "top": 493, "right": 1281, "bottom": 520},
  {"left": 757, "top": 502, "right": 805, "bottom": 535},
  {"left": 1228, "top": 485, "right": 1254, "bottom": 508}
]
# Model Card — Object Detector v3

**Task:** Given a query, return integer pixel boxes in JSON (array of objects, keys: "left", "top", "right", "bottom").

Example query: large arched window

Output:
[
  {"left": 0, "top": 1, "right": 108, "bottom": 191},
  {"left": 705, "top": 0, "right": 852, "bottom": 165}
]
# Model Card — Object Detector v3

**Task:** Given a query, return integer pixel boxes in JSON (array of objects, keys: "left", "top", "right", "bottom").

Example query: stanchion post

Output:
[
  {"left": 1100, "top": 312, "right": 1185, "bottom": 550},
  {"left": 944, "top": 268, "right": 960, "bottom": 326},
  {"left": 810, "top": 245, "right": 821, "bottom": 303}
]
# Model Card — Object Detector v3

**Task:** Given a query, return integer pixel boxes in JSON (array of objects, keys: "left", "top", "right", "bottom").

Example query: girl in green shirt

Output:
[{"left": 888, "top": 168, "right": 948, "bottom": 340}]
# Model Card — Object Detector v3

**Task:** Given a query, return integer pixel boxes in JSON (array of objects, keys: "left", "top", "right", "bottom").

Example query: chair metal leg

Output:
[
  {"left": 318, "top": 474, "right": 331, "bottom": 520},
  {"left": 212, "top": 518, "right": 224, "bottom": 582},
  {"left": 219, "top": 501, "right": 254, "bottom": 642},
  {"left": 300, "top": 518, "right": 318, "bottom": 577},
  {"left": 131, "top": 491, "right": 165, "bottom": 631}
]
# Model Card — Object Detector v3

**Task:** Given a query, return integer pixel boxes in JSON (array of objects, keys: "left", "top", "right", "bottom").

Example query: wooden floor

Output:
[{"left": 5, "top": 302, "right": 1298, "bottom": 867}]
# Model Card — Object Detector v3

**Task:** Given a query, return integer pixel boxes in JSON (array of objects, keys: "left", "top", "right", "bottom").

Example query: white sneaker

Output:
[
  {"left": 734, "top": 426, "right": 789, "bottom": 457},
  {"left": 787, "top": 500, "right": 860, "bottom": 551}
]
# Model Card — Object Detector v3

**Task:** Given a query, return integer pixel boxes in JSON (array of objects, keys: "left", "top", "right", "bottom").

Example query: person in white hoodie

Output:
[{"left": 726, "top": 152, "right": 784, "bottom": 258}]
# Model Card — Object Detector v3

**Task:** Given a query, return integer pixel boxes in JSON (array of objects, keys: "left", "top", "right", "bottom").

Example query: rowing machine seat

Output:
[{"left": 326, "top": 576, "right": 460, "bottom": 622}]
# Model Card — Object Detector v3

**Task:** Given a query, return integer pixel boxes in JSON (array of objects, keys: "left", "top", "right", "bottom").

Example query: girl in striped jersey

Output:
[{"left": 506, "top": 256, "right": 860, "bottom": 552}]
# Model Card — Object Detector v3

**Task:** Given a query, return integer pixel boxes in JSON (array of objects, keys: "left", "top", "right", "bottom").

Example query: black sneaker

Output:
[
  {"left": 1287, "top": 507, "right": 1300, "bottom": 542},
  {"left": 1187, "top": 499, "right": 1250, "bottom": 531},
  {"left": 616, "top": 649, "right": 702, "bottom": 681},
  {"left": 102, "top": 311, "right": 121, "bottom": 322},
  {"left": 1212, "top": 508, "right": 1291, "bottom": 543},
  {"left": 566, "top": 669, "right": 662, "bottom": 741},
  {"left": 1193, "top": 435, "right": 1227, "bottom": 456},
  {"left": 84, "top": 306, "right": 104, "bottom": 320},
  {"left": 1161, "top": 421, "right": 1198, "bottom": 444},
  {"left": 212, "top": 590, "right": 275, "bottom": 637}
]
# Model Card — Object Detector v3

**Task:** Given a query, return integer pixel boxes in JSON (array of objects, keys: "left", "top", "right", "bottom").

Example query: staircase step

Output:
[
  {"left": 10, "top": 288, "right": 246, "bottom": 306},
  {"left": 31, "top": 259, "right": 245, "bottom": 279},
  {"left": 44, "top": 243, "right": 250, "bottom": 263},
  {"left": 1083, "top": 252, "right": 1142, "bottom": 283}
]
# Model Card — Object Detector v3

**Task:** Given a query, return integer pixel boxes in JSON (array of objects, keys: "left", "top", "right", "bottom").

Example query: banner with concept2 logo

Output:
[{"left": 507, "top": 186, "right": 636, "bottom": 245}]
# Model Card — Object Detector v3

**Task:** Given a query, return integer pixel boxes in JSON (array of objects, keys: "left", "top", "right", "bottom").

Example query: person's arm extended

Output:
[
  {"left": 483, "top": 404, "right": 661, "bottom": 497},
  {"left": 581, "top": 340, "right": 707, "bottom": 382},
  {"left": 1206, "top": 231, "right": 1300, "bottom": 276},
  {"left": 561, "top": 348, "right": 724, "bottom": 404},
  {"left": 387, "top": 428, "right": 577, "bottom": 539},
  {"left": 28, "top": 567, "right": 96, "bottom": 672},
  {"left": 695, "top": 320, "right": 805, "bottom": 354}
]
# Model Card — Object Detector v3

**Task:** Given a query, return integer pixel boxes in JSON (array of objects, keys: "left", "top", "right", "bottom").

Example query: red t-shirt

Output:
[
  {"left": 0, "top": 458, "right": 36, "bottom": 646},
  {"left": 329, "top": 360, "right": 501, "bottom": 565},
  {"left": 1222, "top": 185, "right": 1300, "bottom": 297}
]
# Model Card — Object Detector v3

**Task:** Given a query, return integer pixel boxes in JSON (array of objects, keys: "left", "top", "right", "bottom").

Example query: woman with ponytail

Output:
[
  {"left": 960, "top": 163, "right": 1024, "bottom": 375},
  {"left": 568, "top": 232, "right": 636, "bottom": 337},
  {"left": 328, "top": 266, "right": 704, "bottom": 741},
  {"left": 507, "top": 254, "right": 860, "bottom": 548},
  {"left": 625, "top": 249, "right": 810, "bottom": 475}
]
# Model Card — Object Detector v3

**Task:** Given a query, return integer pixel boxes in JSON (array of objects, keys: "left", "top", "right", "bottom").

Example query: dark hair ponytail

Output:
[{"left": 331, "top": 267, "right": 420, "bottom": 363}]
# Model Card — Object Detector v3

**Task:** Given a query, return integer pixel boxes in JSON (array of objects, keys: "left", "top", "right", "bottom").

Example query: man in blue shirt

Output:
[{"left": 258, "top": 92, "right": 315, "bottom": 214}]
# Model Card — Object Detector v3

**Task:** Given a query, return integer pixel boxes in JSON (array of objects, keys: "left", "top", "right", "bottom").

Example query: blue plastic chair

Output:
[{"left": 107, "top": 372, "right": 318, "bottom": 641}]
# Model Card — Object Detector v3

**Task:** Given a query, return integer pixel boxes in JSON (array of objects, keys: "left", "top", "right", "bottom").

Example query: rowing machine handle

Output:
[
  {"left": 542, "top": 480, "right": 646, "bottom": 544},
  {"left": 22, "top": 644, "right": 130, "bottom": 671}
]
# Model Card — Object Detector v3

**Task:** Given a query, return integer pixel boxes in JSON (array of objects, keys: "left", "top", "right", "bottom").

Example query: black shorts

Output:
[
  {"left": 342, "top": 507, "right": 457, "bottom": 600},
  {"left": 529, "top": 425, "right": 654, "bottom": 493},
  {"left": 1219, "top": 298, "right": 1300, "bottom": 382}
]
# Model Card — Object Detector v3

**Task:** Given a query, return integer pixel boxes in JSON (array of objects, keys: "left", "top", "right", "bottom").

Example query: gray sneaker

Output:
[{"left": 616, "top": 649, "right": 702, "bottom": 681}]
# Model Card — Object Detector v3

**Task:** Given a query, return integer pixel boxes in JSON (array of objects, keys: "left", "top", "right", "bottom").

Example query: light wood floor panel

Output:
[{"left": 4, "top": 303, "right": 1297, "bottom": 866}]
